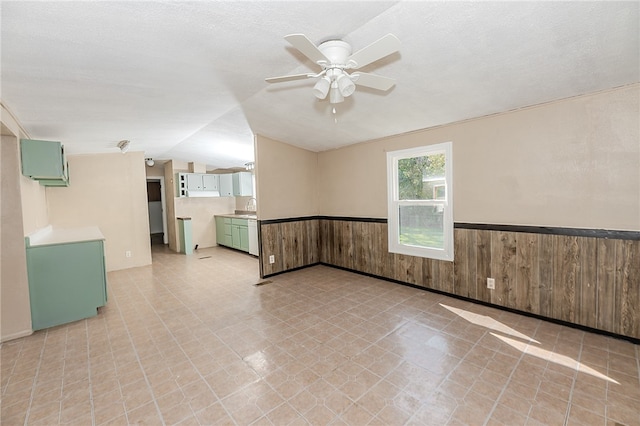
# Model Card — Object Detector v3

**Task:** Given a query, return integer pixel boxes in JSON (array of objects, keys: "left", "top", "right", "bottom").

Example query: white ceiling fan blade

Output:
[
  {"left": 265, "top": 73, "right": 315, "bottom": 84},
  {"left": 347, "top": 34, "right": 400, "bottom": 69},
  {"left": 351, "top": 72, "right": 396, "bottom": 91},
  {"left": 284, "top": 34, "right": 329, "bottom": 65}
]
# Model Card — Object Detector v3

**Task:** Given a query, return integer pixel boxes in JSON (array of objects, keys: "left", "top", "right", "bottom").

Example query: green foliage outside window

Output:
[{"left": 398, "top": 153, "right": 445, "bottom": 200}]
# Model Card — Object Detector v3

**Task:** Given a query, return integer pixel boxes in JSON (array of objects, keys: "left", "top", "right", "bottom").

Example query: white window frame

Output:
[{"left": 386, "top": 142, "right": 454, "bottom": 261}]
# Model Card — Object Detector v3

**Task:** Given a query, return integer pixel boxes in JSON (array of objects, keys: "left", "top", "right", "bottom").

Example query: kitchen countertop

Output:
[
  {"left": 215, "top": 213, "right": 257, "bottom": 219},
  {"left": 26, "top": 225, "right": 105, "bottom": 247}
]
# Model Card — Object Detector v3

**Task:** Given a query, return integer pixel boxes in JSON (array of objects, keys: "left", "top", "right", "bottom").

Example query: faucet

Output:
[{"left": 245, "top": 198, "right": 257, "bottom": 212}]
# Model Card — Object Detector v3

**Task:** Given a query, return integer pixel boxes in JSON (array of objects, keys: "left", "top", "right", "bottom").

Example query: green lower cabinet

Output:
[
  {"left": 231, "top": 224, "right": 241, "bottom": 249},
  {"left": 215, "top": 216, "right": 249, "bottom": 253},
  {"left": 231, "top": 218, "right": 249, "bottom": 251},
  {"left": 216, "top": 217, "right": 233, "bottom": 247},
  {"left": 177, "top": 217, "right": 193, "bottom": 254},
  {"left": 239, "top": 226, "right": 249, "bottom": 251},
  {"left": 26, "top": 239, "right": 107, "bottom": 330}
]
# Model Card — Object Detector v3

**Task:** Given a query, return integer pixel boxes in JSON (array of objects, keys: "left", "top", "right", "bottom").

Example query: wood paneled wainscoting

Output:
[
  {"left": 259, "top": 217, "right": 640, "bottom": 341},
  {"left": 259, "top": 217, "right": 320, "bottom": 277}
]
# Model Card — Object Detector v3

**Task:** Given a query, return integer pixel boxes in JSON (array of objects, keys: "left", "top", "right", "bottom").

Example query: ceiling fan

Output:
[{"left": 265, "top": 33, "right": 400, "bottom": 104}]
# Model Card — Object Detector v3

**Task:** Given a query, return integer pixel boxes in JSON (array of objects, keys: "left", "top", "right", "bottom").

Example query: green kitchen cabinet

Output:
[
  {"left": 215, "top": 216, "right": 233, "bottom": 247},
  {"left": 25, "top": 228, "right": 107, "bottom": 330},
  {"left": 215, "top": 216, "right": 249, "bottom": 252},
  {"left": 238, "top": 225, "right": 249, "bottom": 251},
  {"left": 20, "top": 139, "right": 70, "bottom": 186},
  {"left": 231, "top": 218, "right": 249, "bottom": 251},
  {"left": 231, "top": 223, "right": 241, "bottom": 248},
  {"left": 177, "top": 217, "right": 193, "bottom": 254}
]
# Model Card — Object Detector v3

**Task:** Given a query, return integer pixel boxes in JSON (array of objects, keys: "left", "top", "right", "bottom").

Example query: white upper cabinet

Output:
[
  {"left": 202, "top": 174, "right": 219, "bottom": 191},
  {"left": 233, "top": 172, "right": 253, "bottom": 196},
  {"left": 175, "top": 172, "right": 252, "bottom": 197},
  {"left": 186, "top": 173, "right": 204, "bottom": 191},
  {"left": 177, "top": 173, "right": 221, "bottom": 197},
  {"left": 219, "top": 174, "right": 233, "bottom": 197}
]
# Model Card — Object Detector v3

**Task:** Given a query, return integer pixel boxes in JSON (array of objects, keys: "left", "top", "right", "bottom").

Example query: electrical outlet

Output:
[
  {"left": 125, "top": 250, "right": 132, "bottom": 258},
  {"left": 487, "top": 278, "right": 495, "bottom": 289},
  {"left": 269, "top": 255, "right": 275, "bottom": 264}
]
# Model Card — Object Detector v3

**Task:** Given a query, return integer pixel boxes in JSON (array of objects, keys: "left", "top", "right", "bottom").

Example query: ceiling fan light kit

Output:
[{"left": 266, "top": 33, "right": 400, "bottom": 105}]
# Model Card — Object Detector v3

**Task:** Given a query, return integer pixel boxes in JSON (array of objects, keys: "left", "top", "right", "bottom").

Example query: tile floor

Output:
[{"left": 1, "top": 246, "right": 639, "bottom": 425}]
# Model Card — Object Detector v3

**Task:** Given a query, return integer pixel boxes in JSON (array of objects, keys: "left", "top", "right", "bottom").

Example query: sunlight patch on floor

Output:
[
  {"left": 490, "top": 332, "right": 620, "bottom": 384},
  {"left": 440, "top": 303, "right": 540, "bottom": 343}
]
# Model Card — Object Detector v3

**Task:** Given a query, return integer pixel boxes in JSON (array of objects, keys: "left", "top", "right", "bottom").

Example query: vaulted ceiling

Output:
[{"left": 1, "top": 1, "right": 638, "bottom": 169}]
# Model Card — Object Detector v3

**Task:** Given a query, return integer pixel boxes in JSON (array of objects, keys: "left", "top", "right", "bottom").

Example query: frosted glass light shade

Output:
[
  {"left": 312, "top": 77, "right": 331, "bottom": 99},
  {"left": 336, "top": 74, "right": 355, "bottom": 97}
]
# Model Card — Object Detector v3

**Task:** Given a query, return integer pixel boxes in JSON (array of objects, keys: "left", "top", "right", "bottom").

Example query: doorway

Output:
[{"left": 146, "top": 177, "right": 168, "bottom": 245}]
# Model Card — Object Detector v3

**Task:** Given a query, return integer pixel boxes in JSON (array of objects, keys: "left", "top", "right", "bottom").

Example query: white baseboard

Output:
[{"left": 1, "top": 328, "right": 33, "bottom": 344}]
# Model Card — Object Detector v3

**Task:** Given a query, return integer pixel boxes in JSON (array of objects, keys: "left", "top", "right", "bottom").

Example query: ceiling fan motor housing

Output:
[{"left": 318, "top": 40, "right": 352, "bottom": 67}]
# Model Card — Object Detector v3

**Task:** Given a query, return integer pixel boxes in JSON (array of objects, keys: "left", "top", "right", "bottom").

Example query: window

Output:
[{"left": 387, "top": 142, "right": 453, "bottom": 261}]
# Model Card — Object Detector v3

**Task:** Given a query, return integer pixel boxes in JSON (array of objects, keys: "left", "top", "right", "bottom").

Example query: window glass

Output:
[{"left": 387, "top": 143, "right": 453, "bottom": 261}]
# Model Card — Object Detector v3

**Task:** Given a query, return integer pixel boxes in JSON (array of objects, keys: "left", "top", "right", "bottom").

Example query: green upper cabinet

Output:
[{"left": 20, "top": 139, "right": 69, "bottom": 186}]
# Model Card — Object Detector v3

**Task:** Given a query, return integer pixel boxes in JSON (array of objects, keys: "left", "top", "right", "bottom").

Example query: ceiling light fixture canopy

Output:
[
  {"left": 145, "top": 158, "right": 154, "bottom": 167},
  {"left": 117, "top": 140, "right": 130, "bottom": 153}
]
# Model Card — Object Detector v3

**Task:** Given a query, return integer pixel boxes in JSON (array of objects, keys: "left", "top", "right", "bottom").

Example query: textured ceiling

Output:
[{"left": 1, "top": 1, "right": 638, "bottom": 169}]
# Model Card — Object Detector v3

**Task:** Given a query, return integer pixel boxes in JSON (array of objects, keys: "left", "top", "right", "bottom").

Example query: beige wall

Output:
[
  {"left": 145, "top": 163, "right": 165, "bottom": 177},
  {"left": 236, "top": 195, "right": 255, "bottom": 212},
  {"left": 255, "top": 135, "right": 319, "bottom": 220},
  {"left": 317, "top": 141, "right": 387, "bottom": 219},
  {"left": 1, "top": 134, "right": 33, "bottom": 342},
  {"left": 318, "top": 84, "right": 639, "bottom": 231},
  {"left": 164, "top": 160, "right": 179, "bottom": 251},
  {"left": 46, "top": 152, "right": 153, "bottom": 271},
  {"left": 20, "top": 176, "right": 48, "bottom": 236},
  {"left": 175, "top": 197, "right": 236, "bottom": 250}
]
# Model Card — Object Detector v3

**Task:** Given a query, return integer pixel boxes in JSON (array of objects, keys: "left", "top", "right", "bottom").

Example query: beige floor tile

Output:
[
  {"left": 1, "top": 246, "right": 638, "bottom": 425},
  {"left": 375, "top": 403, "right": 413, "bottom": 425},
  {"left": 125, "top": 400, "right": 162, "bottom": 424},
  {"left": 566, "top": 403, "right": 606, "bottom": 426},
  {"left": 486, "top": 404, "right": 528, "bottom": 426},
  {"left": 1, "top": 398, "right": 30, "bottom": 424},
  {"left": 93, "top": 401, "right": 125, "bottom": 426}
]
